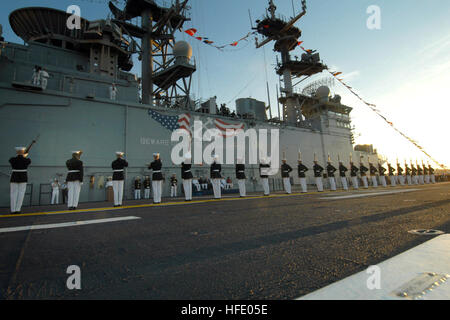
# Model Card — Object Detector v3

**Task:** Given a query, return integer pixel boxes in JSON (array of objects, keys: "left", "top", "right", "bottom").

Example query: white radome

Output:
[
  {"left": 173, "top": 41, "right": 193, "bottom": 60},
  {"left": 315, "top": 86, "right": 331, "bottom": 99}
]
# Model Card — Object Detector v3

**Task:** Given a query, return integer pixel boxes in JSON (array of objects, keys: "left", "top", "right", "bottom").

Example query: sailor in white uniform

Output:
[
  {"left": 110, "top": 83, "right": 118, "bottom": 101},
  {"left": 9, "top": 147, "right": 31, "bottom": 214},
  {"left": 51, "top": 178, "right": 60, "bottom": 205},
  {"left": 40, "top": 68, "right": 50, "bottom": 90}
]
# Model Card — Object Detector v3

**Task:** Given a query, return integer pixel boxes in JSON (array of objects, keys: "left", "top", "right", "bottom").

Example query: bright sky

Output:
[{"left": 1, "top": 0, "right": 449, "bottom": 168}]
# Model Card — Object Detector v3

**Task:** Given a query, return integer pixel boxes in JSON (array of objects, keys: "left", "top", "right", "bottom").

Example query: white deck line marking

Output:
[
  {"left": 321, "top": 189, "right": 419, "bottom": 200},
  {"left": 0, "top": 216, "right": 141, "bottom": 234},
  {"left": 297, "top": 234, "right": 450, "bottom": 300}
]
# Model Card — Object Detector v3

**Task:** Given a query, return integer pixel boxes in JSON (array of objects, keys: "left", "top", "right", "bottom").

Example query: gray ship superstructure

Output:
[{"left": 0, "top": 0, "right": 371, "bottom": 207}]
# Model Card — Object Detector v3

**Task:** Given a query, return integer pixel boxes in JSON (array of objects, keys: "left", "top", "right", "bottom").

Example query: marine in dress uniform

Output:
[
  {"left": 429, "top": 165, "right": 435, "bottom": 184},
  {"left": 281, "top": 159, "right": 293, "bottom": 194},
  {"left": 423, "top": 165, "right": 430, "bottom": 184},
  {"left": 134, "top": 177, "right": 142, "bottom": 200},
  {"left": 51, "top": 179, "right": 60, "bottom": 205},
  {"left": 411, "top": 164, "right": 418, "bottom": 185},
  {"left": 388, "top": 163, "right": 396, "bottom": 187},
  {"left": 211, "top": 155, "right": 222, "bottom": 199},
  {"left": 110, "top": 83, "right": 118, "bottom": 101},
  {"left": 359, "top": 161, "right": 369, "bottom": 189},
  {"left": 143, "top": 176, "right": 151, "bottom": 199},
  {"left": 182, "top": 153, "right": 193, "bottom": 201},
  {"left": 350, "top": 162, "right": 359, "bottom": 190},
  {"left": 149, "top": 153, "right": 163, "bottom": 204},
  {"left": 417, "top": 163, "right": 424, "bottom": 185},
  {"left": 111, "top": 152, "right": 128, "bottom": 207},
  {"left": 313, "top": 161, "right": 324, "bottom": 192},
  {"left": 369, "top": 163, "right": 378, "bottom": 188},
  {"left": 326, "top": 161, "right": 337, "bottom": 191},
  {"left": 297, "top": 161, "right": 309, "bottom": 193},
  {"left": 338, "top": 161, "right": 348, "bottom": 191},
  {"left": 170, "top": 174, "right": 178, "bottom": 198},
  {"left": 397, "top": 163, "right": 405, "bottom": 185},
  {"left": 235, "top": 158, "right": 246, "bottom": 197},
  {"left": 9, "top": 147, "right": 31, "bottom": 214},
  {"left": 378, "top": 163, "right": 387, "bottom": 187},
  {"left": 260, "top": 157, "right": 271, "bottom": 196},
  {"left": 66, "top": 151, "right": 83, "bottom": 210},
  {"left": 405, "top": 163, "right": 412, "bottom": 185}
]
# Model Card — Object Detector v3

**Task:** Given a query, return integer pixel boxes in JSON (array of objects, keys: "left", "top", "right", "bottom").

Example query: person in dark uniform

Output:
[
  {"left": 378, "top": 162, "right": 387, "bottom": 187},
  {"left": 369, "top": 161, "right": 378, "bottom": 188},
  {"left": 260, "top": 157, "right": 271, "bottom": 196},
  {"left": 388, "top": 162, "right": 396, "bottom": 186},
  {"left": 134, "top": 177, "right": 142, "bottom": 200},
  {"left": 170, "top": 174, "right": 178, "bottom": 198},
  {"left": 66, "top": 151, "right": 84, "bottom": 210},
  {"left": 338, "top": 160, "right": 348, "bottom": 191},
  {"left": 143, "top": 176, "right": 151, "bottom": 199},
  {"left": 148, "top": 153, "right": 163, "bottom": 204},
  {"left": 297, "top": 159, "right": 309, "bottom": 193},
  {"left": 111, "top": 151, "right": 128, "bottom": 207},
  {"left": 405, "top": 162, "right": 412, "bottom": 185},
  {"left": 235, "top": 158, "right": 246, "bottom": 197},
  {"left": 313, "top": 159, "right": 324, "bottom": 192},
  {"left": 181, "top": 153, "right": 193, "bottom": 201},
  {"left": 417, "top": 162, "right": 424, "bottom": 185},
  {"left": 412, "top": 162, "right": 419, "bottom": 184},
  {"left": 397, "top": 161, "right": 405, "bottom": 185},
  {"left": 350, "top": 161, "right": 359, "bottom": 190},
  {"left": 423, "top": 163, "right": 430, "bottom": 184},
  {"left": 359, "top": 159, "right": 369, "bottom": 189},
  {"left": 428, "top": 164, "right": 435, "bottom": 184},
  {"left": 326, "top": 158, "right": 337, "bottom": 191},
  {"left": 211, "top": 155, "right": 222, "bottom": 199},
  {"left": 9, "top": 147, "right": 31, "bottom": 214},
  {"left": 281, "top": 159, "right": 293, "bottom": 194}
]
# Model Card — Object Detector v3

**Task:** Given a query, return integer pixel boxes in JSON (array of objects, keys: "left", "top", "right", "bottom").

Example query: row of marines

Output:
[{"left": 8, "top": 147, "right": 436, "bottom": 213}]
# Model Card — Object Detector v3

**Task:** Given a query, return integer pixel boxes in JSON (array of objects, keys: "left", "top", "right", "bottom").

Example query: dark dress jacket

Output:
[
  {"left": 9, "top": 155, "right": 31, "bottom": 183},
  {"left": 112, "top": 158, "right": 128, "bottom": 181},
  {"left": 66, "top": 157, "right": 83, "bottom": 182},
  {"left": 149, "top": 160, "right": 163, "bottom": 181}
]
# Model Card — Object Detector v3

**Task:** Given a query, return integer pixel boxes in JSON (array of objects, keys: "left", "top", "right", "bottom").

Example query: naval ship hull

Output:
[{"left": 0, "top": 83, "right": 354, "bottom": 207}]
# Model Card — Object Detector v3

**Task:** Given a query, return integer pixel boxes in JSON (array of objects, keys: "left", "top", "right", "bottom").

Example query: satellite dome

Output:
[
  {"left": 173, "top": 41, "right": 192, "bottom": 60},
  {"left": 316, "top": 86, "right": 331, "bottom": 98}
]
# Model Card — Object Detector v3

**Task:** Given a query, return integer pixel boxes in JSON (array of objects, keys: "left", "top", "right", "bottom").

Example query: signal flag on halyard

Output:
[
  {"left": 148, "top": 109, "right": 191, "bottom": 135},
  {"left": 214, "top": 118, "right": 244, "bottom": 137}
]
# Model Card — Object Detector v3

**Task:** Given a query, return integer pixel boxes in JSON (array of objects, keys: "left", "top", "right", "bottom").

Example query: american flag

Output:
[
  {"left": 148, "top": 109, "right": 191, "bottom": 135},
  {"left": 214, "top": 118, "right": 245, "bottom": 137}
]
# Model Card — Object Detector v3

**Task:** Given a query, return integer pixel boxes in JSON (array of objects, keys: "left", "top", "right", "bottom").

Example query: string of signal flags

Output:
[
  {"left": 327, "top": 70, "right": 445, "bottom": 169},
  {"left": 182, "top": 26, "right": 444, "bottom": 169}
]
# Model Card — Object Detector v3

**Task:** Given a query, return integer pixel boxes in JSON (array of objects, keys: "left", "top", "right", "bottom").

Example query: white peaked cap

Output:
[
  {"left": 72, "top": 150, "right": 81, "bottom": 154},
  {"left": 153, "top": 153, "right": 160, "bottom": 157},
  {"left": 184, "top": 153, "right": 192, "bottom": 161},
  {"left": 213, "top": 154, "right": 219, "bottom": 160},
  {"left": 116, "top": 151, "right": 124, "bottom": 155},
  {"left": 15, "top": 147, "right": 26, "bottom": 151}
]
